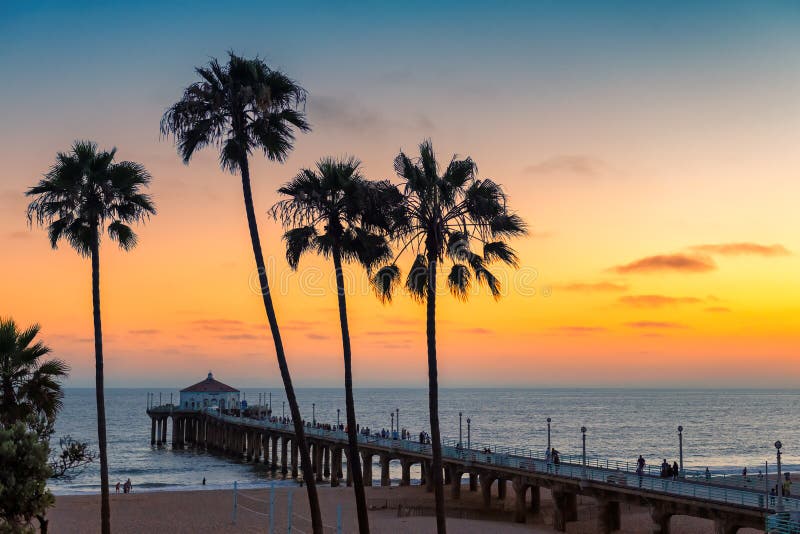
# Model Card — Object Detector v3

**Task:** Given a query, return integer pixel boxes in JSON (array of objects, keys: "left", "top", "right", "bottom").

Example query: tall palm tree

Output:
[
  {"left": 0, "top": 317, "right": 68, "bottom": 433},
  {"left": 26, "top": 141, "right": 155, "bottom": 534},
  {"left": 159, "top": 53, "right": 323, "bottom": 532},
  {"left": 272, "top": 157, "right": 402, "bottom": 534},
  {"left": 371, "top": 139, "right": 526, "bottom": 534}
]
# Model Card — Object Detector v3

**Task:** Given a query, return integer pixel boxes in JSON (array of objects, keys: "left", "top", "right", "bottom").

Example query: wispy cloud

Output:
[
  {"left": 310, "top": 94, "right": 433, "bottom": 136},
  {"left": 705, "top": 306, "right": 732, "bottom": 313},
  {"left": 363, "top": 330, "right": 416, "bottom": 337},
  {"left": 191, "top": 319, "right": 247, "bottom": 331},
  {"left": 619, "top": 295, "right": 702, "bottom": 308},
  {"left": 625, "top": 321, "right": 688, "bottom": 329},
  {"left": 458, "top": 327, "right": 492, "bottom": 334},
  {"left": 6, "top": 231, "right": 30, "bottom": 240},
  {"left": 690, "top": 243, "right": 791, "bottom": 257},
  {"left": 612, "top": 254, "right": 716, "bottom": 274},
  {"left": 220, "top": 334, "right": 259, "bottom": 341},
  {"left": 551, "top": 326, "right": 606, "bottom": 334},
  {"left": 129, "top": 329, "right": 160, "bottom": 335},
  {"left": 306, "top": 333, "right": 331, "bottom": 340},
  {"left": 283, "top": 320, "right": 316, "bottom": 331},
  {"left": 558, "top": 281, "right": 628, "bottom": 292},
  {"left": 523, "top": 155, "right": 614, "bottom": 180}
]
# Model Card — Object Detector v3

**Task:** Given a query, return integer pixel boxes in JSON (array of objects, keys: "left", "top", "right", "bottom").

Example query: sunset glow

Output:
[{"left": 2, "top": 1, "right": 799, "bottom": 387}]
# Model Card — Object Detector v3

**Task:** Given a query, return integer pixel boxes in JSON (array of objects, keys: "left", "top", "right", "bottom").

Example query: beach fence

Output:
[{"left": 232, "top": 481, "right": 343, "bottom": 533}]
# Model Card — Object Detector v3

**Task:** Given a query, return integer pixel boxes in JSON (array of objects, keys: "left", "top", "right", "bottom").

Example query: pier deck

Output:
[{"left": 147, "top": 405, "right": 792, "bottom": 533}]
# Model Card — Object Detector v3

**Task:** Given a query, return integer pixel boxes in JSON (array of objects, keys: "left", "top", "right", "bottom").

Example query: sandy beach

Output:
[{"left": 46, "top": 483, "right": 767, "bottom": 533}]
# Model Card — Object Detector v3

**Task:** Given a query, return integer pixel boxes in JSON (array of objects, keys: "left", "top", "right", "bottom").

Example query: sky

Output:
[{"left": 1, "top": 1, "right": 799, "bottom": 388}]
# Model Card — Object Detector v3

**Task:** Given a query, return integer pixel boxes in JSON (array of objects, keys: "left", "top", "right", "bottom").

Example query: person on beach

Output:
[
  {"left": 202, "top": 477, "right": 206, "bottom": 486},
  {"left": 126, "top": 478, "right": 132, "bottom": 494},
  {"left": 115, "top": 481, "right": 120, "bottom": 494}
]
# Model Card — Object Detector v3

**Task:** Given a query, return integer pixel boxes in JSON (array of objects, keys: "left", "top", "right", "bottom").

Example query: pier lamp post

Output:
[
  {"left": 467, "top": 418, "right": 471, "bottom": 449},
  {"left": 337, "top": 409, "right": 340, "bottom": 428},
  {"left": 459, "top": 412, "right": 463, "bottom": 447},
  {"left": 396, "top": 408, "right": 399, "bottom": 433},
  {"left": 312, "top": 403, "right": 316, "bottom": 426},
  {"left": 775, "top": 440, "right": 784, "bottom": 511},
  {"left": 678, "top": 426, "right": 684, "bottom": 477},
  {"left": 269, "top": 392, "right": 272, "bottom": 411},
  {"left": 282, "top": 401, "right": 285, "bottom": 419},
  {"left": 581, "top": 426, "right": 587, "bottom": 477},
  {"left": 391, "top": 412, "right": 395, "bottom": 434},
  {"left": 547, "top": 418, "right": 552, "bottom": 451},
  {"left": 159, "top": 392, "right": 162, "bottom": 406}
]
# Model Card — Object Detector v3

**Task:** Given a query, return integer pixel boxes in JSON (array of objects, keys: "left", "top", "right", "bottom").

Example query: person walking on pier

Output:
[
  {"left": 636, "top": 455, "right": 646, "bottom": 487},
  {"left": 672, "top": 461, "right": 679, "bottom": 480}
]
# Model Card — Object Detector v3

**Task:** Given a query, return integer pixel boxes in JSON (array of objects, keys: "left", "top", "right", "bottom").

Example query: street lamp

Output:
[
  {"left": 459, "top": 412, "right": 463, "bottom": 446},
  {"left": 282, "top": 401, "right": 285, "bottom": 419},
  {"left": 337, "top": 408, "right": 340, "bottom": 428},
  {"left": 391, "top": 412, "right": 395, "bottom": 434},
  {"left": 547, "top": 417, "right": 552, "bottom": 451},
  {"left": 467, "top": 418, "right": 471, "bottom": 449},
  {"left": 396, "top": 408, "right": 399, "bottom": 433},
  {"left": 776, "top": 440, "right": 784, "bottom": 511},
  {"left": 269, "top": 392, "right": 272, "bottom": 411},
  {"left": 312, "top": 403, "right": 316, "bottom": 426},
  {"left": 678, "top": 425, "right": 684, "bottom": 477},
  {"left": 581, "top": 426, "right": 587, "bottom": 476}
]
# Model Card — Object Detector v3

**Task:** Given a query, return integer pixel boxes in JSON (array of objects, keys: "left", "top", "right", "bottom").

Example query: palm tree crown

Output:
[
  {"left": 0, "top": 318, "right": 68, "bottom": 432},
  {"left": 26, "top": 140, "right": 155, "bottom": 254},
  {"left": 373, "top": 139, "right": 526, "bottom": 301},
  {"left": 272, "top": 156, "right": 401, "bottom": 272},
  {"left": 159, "top": 52, "right": 309, "bottom": 171}
]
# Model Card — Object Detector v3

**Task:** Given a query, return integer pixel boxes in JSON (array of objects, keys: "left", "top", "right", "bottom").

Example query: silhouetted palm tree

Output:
[
  {"left": 26, "top": 141, "right": 155, "bottom": 534},
  {"left": 159, "top": 53, "right": 323, "bottom": 533},
  {"left": 272, "top": 157, "right": 402, "bottom": 534},
  {"left": 371, "top": 139, "right": 526, "bottom": 534},
  {"left": 0, "top": 317, "right": 68, "bottom": 432}
]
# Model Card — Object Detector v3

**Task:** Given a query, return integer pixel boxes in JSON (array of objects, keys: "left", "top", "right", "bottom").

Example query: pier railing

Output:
[{"left": 203, "top": 410, "right": 800, "bottom": 514}]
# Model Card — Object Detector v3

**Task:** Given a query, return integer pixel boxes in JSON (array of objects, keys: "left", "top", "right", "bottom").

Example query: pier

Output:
[{"left": 147, "top": 405, "right": 795, "bottom": 533}]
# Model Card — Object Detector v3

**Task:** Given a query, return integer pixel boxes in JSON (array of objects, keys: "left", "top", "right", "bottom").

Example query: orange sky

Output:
[{"left": 2, "top": 2, "right": 799, "bottom": 387}]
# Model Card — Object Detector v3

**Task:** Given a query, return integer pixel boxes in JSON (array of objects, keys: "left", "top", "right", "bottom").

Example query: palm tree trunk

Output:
[
  {"left": 239, "top": 157, "right": 323, "bottom": 534},
  {"left": 426, "top": 252, "right": 446, "bottom": 534},
  {"left": 332, "top": 247, "right": 370, "bottom": 534},
  {"left": 90, "top": 224, "right": 111, "bottom": 534}
]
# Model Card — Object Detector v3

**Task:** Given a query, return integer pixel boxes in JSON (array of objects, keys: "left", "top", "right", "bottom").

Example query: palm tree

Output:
[
  {"left": 371, "top": 139, "right": 526, "bottom": 534},
  {"left": 0, "top": 317, "right": 68, "bottom": 433},
  {"left": 159, "top": 53, "right": 323, "bottom": 533},
  {"left": 272, "top": 157, "right": 402, "bottom": 534},
  {"left": 26, "top": 141, "right": 156, "bottom": 534}
]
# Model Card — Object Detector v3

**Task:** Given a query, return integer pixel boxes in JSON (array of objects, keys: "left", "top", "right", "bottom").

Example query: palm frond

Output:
[
  {"left": 489, "top": 213, "right": 527, "bottom": 237},
  {"left": 447, "top": 264, "right": 471, "bottom": 301},
  {"left": 474, "top": 266, "right": 502, "bottom": 300},
  {"left": 483, "top": 241, "right": 519, "bottom": 267},
  {"left": 107, "top": 221, "right": 137, "bottom": 250},
  {"left": 371, "top": 265, "right": 400, "bottom": 303},
  {"left": 283, "top": 226, "right": 318, "bottom": 270},
  {"left": 405, "top": 254, "right": 428, "bottom": 302}
]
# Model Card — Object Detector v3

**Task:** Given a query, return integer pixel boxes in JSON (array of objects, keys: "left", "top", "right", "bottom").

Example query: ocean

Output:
[{"left": 48, "top": 388, "right": 800, "bottom": 495}]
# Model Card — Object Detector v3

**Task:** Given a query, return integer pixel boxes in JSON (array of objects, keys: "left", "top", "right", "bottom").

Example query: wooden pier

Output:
[{"left": 147, "top": 405, "right": 790, "bottom": 533}]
